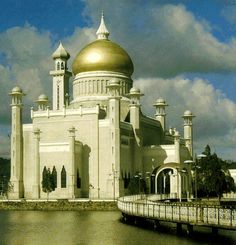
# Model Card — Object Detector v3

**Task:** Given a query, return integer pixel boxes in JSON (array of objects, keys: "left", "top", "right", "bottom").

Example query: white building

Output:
[{"left": 9, "top": 14, "right": 194, "bottom": 200}]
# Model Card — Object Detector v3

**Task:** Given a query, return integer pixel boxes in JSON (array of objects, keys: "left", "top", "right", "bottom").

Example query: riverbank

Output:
[{"left": 0, "top": 199, "right": 118, "bottom": 211}]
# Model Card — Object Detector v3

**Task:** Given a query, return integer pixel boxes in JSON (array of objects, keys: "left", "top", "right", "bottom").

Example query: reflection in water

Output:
[{"left": 0, "top": 211, "right": 235, "bottom": 245}]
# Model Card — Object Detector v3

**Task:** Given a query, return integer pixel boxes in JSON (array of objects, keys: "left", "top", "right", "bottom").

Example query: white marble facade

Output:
[{"left": 9, "top": 15, "right": 194, "bottom": 200}]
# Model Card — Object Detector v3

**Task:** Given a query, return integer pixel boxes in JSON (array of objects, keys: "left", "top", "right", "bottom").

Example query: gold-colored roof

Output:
[{"left": 72, "top": 39, "right": 134, "bottom": 76}]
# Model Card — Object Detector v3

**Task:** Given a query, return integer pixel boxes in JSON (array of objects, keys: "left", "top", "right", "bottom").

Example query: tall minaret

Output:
[
  {"left": 182, "top": 110, "right": 195, "bottom": 157},
  {"left": 9, "top": 86, "right": 25, "bottom": 199},
  {"left": 50, "top": 42, "right": 72, "bottom": 110},
  {"left": 174, "top": 130, "right": 180, "bottom": 163},
  {"left": 129, "top": 87, "right": 143, "bottom": 145},
  {"left": 153, "top": 98, "right": 168, "bottom": 133},
  {"left": 107, "top": 79, "right": 121, "bottom": 199}
]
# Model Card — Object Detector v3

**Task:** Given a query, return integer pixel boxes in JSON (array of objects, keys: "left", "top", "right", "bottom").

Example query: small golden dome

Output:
[{"left": 72, "top": 39, "right": 134, "bottom": 76}]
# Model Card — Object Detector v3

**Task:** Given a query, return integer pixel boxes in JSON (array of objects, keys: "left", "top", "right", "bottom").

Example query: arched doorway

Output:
[
  {"left": 151, "top": 163, "right": 191, "bottom": 199},
  {"left": 156, "top": 169, "right": 173, "bottom": 194}
]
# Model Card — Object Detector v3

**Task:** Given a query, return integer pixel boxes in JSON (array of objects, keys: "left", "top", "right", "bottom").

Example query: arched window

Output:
[
  {"left": 57, "top": 62, "right": 60, "bottom": 70},
  {"left": 61, "top": 62, "right": 64, "bottom": 70},
  {"left": 77, "top": 170, "right": 81, "bottom": 188},
  {"left": 52, "top": 166, "right": 57, "bottom": 188},
  {"left": 61, "top": 166, "right": 66, "bottom": 188}
]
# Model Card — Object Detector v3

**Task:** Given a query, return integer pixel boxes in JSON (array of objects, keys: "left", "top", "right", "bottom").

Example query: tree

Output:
[
  {"left": 197, "top": 145, "right": 235, "bottom": 199},
  {"left": 42, "top": 167, "right": 56, "bottom": 200},
  {"left": 128, "top": 174, "right": 146, "bottom": 195}
]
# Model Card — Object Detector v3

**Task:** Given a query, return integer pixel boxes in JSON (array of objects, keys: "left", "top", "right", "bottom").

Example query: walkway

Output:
[{"left": 117, "top": 195, "right": 236, "bottom": 233}]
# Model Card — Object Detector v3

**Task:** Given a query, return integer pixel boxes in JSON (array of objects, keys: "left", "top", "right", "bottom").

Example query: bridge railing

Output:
[{"left": 117, "top": 195, "right": 236, "bottom": 229}]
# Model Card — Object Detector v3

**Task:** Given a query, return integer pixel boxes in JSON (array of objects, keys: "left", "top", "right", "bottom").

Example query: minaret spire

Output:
[{"left": 96, "top": 12, "right": 110, "bottom": 40}]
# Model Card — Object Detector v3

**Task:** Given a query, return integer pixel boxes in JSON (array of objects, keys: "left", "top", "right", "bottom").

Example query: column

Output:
[
  {"left": 32, "top": 128, "right": 41, "bottom": 199},
  {"left": 68, "top": 126, "right": 76, "bottom": 199}
]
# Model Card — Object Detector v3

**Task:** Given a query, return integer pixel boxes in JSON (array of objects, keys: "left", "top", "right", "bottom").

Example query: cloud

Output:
[
  {"left": 135, "top": 76, "right": 236, "bottom": 159},
  {"left": 0, "top": 135, "right": 10, "bottom": 158},
  {"left": 0, "top": 24, "right": 95, "bottom": 125},
  {"left": 83, "top": 1, "right": 236, "bottom": 77},
  {"left": 0, "top": 25, "right": 53, "bottom": 124}
]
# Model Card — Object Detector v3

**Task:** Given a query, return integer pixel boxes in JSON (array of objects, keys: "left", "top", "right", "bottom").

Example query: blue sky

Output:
[{"left": 1, "top": 0, "right": 236, "bottom": 160}]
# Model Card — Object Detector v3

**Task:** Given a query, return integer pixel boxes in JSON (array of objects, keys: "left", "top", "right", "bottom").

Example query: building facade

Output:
[{"left": 9, "top": 15, "right": 194, "bottom": 200}]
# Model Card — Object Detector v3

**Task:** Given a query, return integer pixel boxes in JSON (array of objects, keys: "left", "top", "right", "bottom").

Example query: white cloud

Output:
[
  {"left": 0, "top": 24, "right": 95, "bottom": 125},
  {"left": 83, "top": 1, "right": 236, "bottom": 77},
  {"left": 135, "top": 76, "right": 236, "bottom": 159}
]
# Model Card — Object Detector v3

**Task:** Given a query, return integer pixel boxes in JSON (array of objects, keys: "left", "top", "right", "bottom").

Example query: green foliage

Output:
[
  {"left": 0, "top": 158, "right": 10, "bottom": 180},
  {"left": 197, "top": 145, "right": 236, "bottom": 198},
  {"left": 127, "top": 175, "right": 146, "bottom": 195},
  {"left": 0, "top": 158, "right": 11, "bottom": 197},
  {"left": 41, "top": 167, "right": 56, "bottom": 199}
]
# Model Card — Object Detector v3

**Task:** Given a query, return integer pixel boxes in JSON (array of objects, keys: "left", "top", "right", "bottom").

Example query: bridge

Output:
[{"left": 117, "top": 195, "right": 236, "bottom": 234}]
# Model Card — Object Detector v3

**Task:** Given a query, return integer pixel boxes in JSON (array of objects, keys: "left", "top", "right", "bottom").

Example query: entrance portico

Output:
[{"left": 152, "top": 163, "right": 191, "bottom": 200}]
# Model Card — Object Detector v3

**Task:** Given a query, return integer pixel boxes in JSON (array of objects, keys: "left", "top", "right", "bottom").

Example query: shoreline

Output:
[{"left": 0, "top": 199, "right": 118, "bottom": 211}]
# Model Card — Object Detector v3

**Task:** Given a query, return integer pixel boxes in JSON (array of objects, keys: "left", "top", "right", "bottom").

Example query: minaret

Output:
[
  {"left": 36, "top": 94, "right": 48, "bottom": 111},
  {"left": 96, "top": 12, "right": 110, "bottom": 40},
  {"left": 153, "top": 98, "right": 168, "bottom": 133},
  {"left": 50, "top": 42, "right": 72, "bottom": 110},
  {"left": 129, "top": 87, "right": 143, "bottom": 145},
  {"left": 174, "top": 130, "right": 180, "bottom": 163},
  {"left": 182, "top": 110, "right": 195, "bottom": 157},
  {"left": 107, "top": 79, "right": 121, "bottom": 199},
  {"left": 9, "top": 86, "right": 25, "bottom": 199}
]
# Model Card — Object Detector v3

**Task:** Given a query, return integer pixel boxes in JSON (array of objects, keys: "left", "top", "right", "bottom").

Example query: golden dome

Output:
[
  {"left": 72, "top": 39, "right": 134, "bottom": 76},
  {"left": 72, "top": 13, "right": 133, "bottom": 76}
]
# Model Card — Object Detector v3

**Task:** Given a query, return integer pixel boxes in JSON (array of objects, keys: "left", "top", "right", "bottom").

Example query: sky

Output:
[{"left": 1, "top": 0, "right": 236, "bottom": 160}]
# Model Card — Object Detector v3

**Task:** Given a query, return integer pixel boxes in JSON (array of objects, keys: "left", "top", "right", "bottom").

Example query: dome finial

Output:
[
  {"left": 52, "top": 42, "right": 70, "bottom": 60},
  {"left": 96, "top": 12, "right": 109, "bottom": 40}
]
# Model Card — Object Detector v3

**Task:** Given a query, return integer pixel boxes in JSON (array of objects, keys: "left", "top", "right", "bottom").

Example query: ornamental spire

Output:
[{"left": 96, "top": 12, "right": 110, "bottom": 40}]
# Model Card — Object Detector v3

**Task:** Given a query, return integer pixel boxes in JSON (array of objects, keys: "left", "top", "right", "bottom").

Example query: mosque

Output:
[{"left": 9, "top": 14, "right": 194, "bottom": 200}]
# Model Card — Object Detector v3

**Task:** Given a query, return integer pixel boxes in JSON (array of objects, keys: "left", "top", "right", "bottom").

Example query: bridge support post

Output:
[
  {"left": 153, "top": 220, "right": 160, "bottom": 230},
  {"left": 186, "top": 224, "right": 193, "bottom": 236},
  {"left": 212, "top": 227, "right": 218, "bottom": 235},
  {"left": 176, "top": 223, "right": 182, "bottom": 234}
]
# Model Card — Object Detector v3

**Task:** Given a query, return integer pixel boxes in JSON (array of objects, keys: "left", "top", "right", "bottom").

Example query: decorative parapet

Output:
[{"left": 31, "top": 105, "right": 100, "bottom": 119}]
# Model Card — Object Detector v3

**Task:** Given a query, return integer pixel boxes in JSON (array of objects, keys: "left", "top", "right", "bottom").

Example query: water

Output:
[{"left": 0, "top": 211, "right": 235, "bottom": 245}]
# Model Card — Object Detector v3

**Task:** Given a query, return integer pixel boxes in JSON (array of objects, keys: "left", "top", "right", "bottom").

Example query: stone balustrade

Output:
[{"left": 117, "top": 195, "right": 236, "bottom": 230}]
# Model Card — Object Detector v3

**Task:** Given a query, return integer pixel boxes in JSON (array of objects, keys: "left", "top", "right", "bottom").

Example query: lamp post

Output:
[
  {"left": 184, "top": 159, "right": 199, "bottom": 200},
  {"left": 176, "top": 168, "right": 186, "bottom": 202},
  {"left": 195, "top": 154, "right": 206, "bottom": 201},
  {"left": 184, "top": 154, "right": 206, "bottom": 201},
  {"left": 145, "top": 172, "right": 151, "bottom": 203},
  {"left": 184, "top": 160, "right": 194, "bottom": 200},
  {"left": 134, "top": 172, "right": 142, "bottom": 196},
  {"left": 145, "top": 172, "right": 151, "bottom": 194}
]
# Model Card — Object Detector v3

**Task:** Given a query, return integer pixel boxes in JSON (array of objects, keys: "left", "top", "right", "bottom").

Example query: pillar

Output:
[
  {"left": 107, "top": 79, "right": 121, "bottom": 199},
  {"left": 129, "top": 88, "right": 143, "bottom": 133},
  {"left": 32, "top": 128, "right": 41, "bottom": 199},
  {"left": 153, "top": 98, "right": 168, "bottom": 135},
  {"left": 68, "top": 126, "right": 76, "bottom": 199},
  {"left": 182, "top": 110, "right": 195, "bottom": 157},
  {"left": 9, "top": 86, "right": 25, "bottom": 199},
  {"left": 174, "top": 130, "right": 180, "bottom": 163}
]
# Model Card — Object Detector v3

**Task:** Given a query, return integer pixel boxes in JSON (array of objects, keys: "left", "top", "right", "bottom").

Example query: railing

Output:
[{"left": 117, "top": 195, "right": 236, "bottom": 230}]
